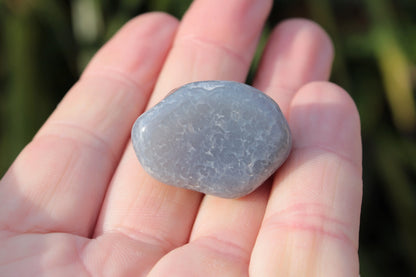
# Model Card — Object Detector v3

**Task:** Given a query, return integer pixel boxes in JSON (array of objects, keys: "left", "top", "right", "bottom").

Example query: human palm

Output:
[{"left": 0, "top": 0, "right": 362, "bottom": 276}]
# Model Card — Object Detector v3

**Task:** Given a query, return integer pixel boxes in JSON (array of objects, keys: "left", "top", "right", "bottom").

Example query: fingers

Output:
[
  {"left": 95, "top": 0, "right": 272, "bottom": 274},
  {"left": 250, "top": 83, "right": 362, "bottom": 276},
  {"left": 147, "top": 19, "right": 335, "bottom": 276},
  {"left": 0, "top": 13, "right": 178, "bottom": 236}
]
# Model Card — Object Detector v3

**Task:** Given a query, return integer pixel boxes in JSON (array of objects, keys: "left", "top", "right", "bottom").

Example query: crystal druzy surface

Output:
[{"left": 131, "top": 81, "right": 292, "bottom": 198}]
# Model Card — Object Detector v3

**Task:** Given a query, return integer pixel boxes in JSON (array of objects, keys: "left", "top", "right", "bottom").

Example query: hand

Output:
[{"left": 0, "top": 0, "right": 362, "bottom": 276}]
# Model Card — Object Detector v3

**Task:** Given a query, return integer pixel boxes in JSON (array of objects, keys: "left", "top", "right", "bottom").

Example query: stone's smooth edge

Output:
[{"left": 132, "top": 80, "right": 292, "bottom": 198}]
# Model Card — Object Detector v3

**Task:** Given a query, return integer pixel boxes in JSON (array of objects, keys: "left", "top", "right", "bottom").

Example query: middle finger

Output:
[{"left": 94, "top": 0, "right": 272, "bottom": 267}]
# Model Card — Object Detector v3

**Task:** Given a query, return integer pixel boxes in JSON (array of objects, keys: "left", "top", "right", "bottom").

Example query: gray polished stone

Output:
[{"left": 131, "top": 81, "right": 292, "bottom": 198}]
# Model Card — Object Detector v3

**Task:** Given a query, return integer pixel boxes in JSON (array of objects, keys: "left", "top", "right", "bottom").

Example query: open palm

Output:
[{"left": 0, "top": 0, "right": 362, "bottom": 276}]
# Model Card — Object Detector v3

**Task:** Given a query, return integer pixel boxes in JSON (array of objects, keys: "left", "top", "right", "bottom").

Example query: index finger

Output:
[{"left": 0, "top": 13, "right": 178, "bottom": 236}]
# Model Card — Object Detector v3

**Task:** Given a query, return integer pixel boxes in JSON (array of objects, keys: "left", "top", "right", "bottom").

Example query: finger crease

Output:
[
  {"left": 107, "top": 226, "right": 177, "bottom": 254},
  {"left": 262, "top": 205, "right": 357, "bottom": 250},
  {"left": 81, "top": 66, "right": 148, "bottom": 97},
  {"left": 175, "top": 34, "right": 250, "bottom": 68},
  {"left": 193, "top": 235, "right": 250, "bottom": 265},
  {"left": 36, "top": 121, "right": 118, "bottom": 164},
  {"left": 291, "top": 145, "right": 362, "bottom": 175}
]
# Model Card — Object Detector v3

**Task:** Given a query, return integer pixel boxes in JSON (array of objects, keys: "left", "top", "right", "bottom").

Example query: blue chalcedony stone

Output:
[{"left": 131, "top": 81, "right": 292, "bottom": 198}]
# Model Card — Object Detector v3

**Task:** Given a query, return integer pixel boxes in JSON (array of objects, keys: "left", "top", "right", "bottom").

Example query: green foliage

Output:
[{"left": 0, "top": 0, "right": 415, "bottom": 275}]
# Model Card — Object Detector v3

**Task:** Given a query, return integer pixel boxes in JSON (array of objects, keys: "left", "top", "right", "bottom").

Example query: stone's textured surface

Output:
[{"left": 131, "top": 81, "right": 292, "bottom": 198}]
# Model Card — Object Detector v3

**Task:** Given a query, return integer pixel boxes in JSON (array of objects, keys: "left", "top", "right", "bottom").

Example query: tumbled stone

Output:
[{"left": 131, "top": 81, "right": 292, "bottom": 198}]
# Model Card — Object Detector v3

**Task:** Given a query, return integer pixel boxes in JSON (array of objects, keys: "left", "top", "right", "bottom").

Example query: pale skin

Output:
[{"left": 0, "top": 0, "right": 362, "bottom": 276}]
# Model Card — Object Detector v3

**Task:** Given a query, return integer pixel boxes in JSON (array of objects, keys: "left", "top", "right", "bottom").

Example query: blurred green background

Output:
[{"left": 0, "top": 0, "right": 415, "bottom": 275}]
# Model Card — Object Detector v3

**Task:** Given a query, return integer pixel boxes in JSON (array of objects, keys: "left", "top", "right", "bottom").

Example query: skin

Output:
[{"left": 0, "top": 0, "right": 362, "bottom": 276}]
